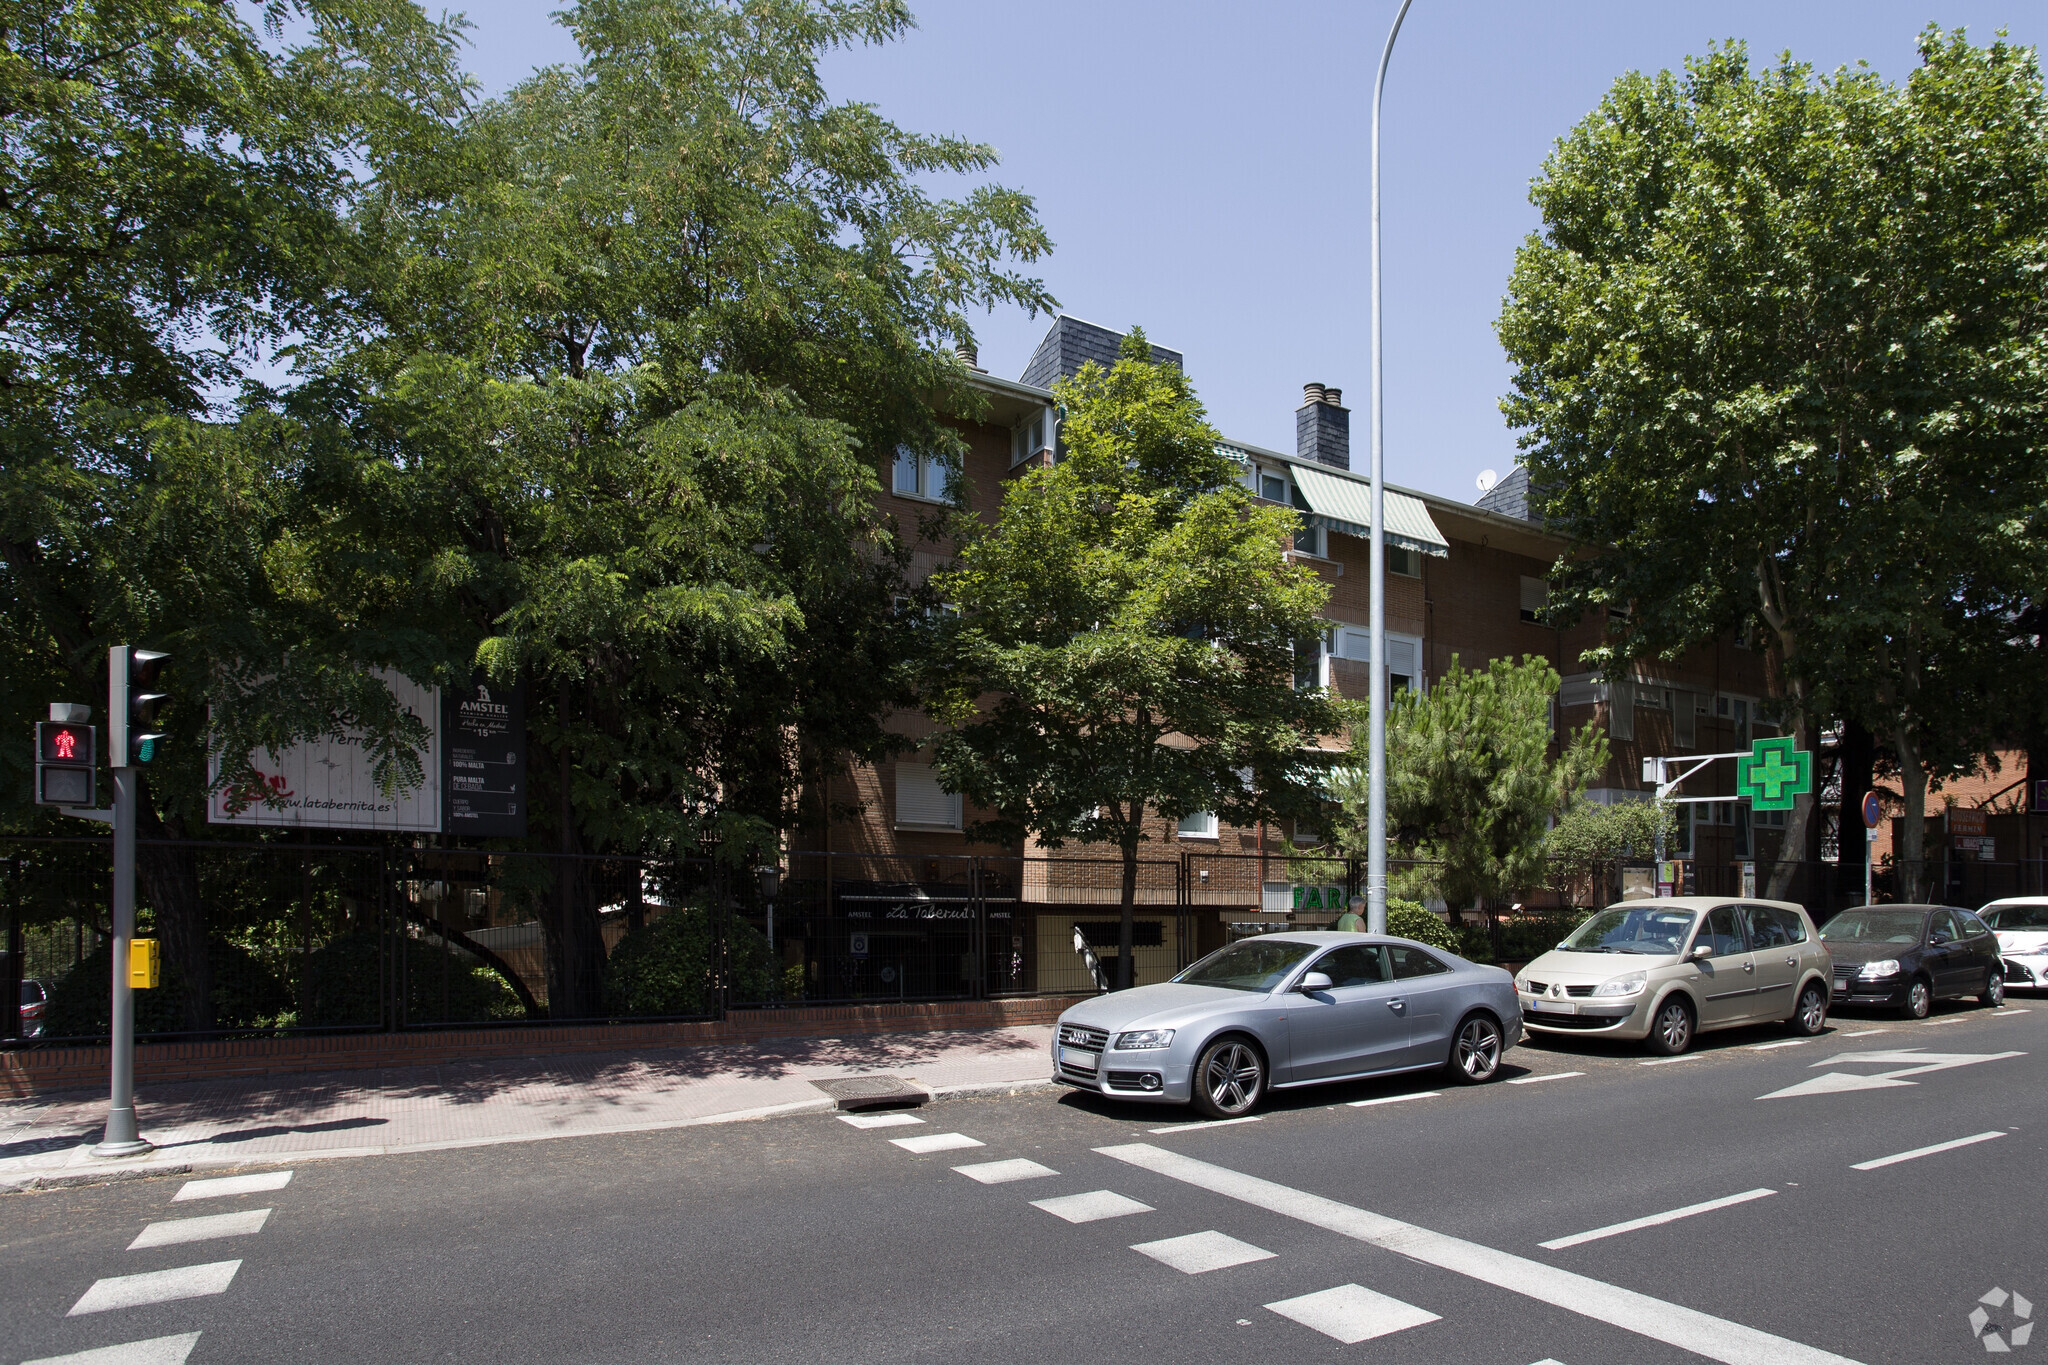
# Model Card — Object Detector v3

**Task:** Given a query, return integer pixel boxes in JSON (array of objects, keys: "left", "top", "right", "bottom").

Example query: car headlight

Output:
[
  {"left": 1593, "top": 972, "right": 1647, "bottom": 997},
  {"left": 1113, "top": 1029, "right": 1175, "bottom": 1050},
  {"left": 1857, "top": 959, "right": 1901, "bottom": 979}
]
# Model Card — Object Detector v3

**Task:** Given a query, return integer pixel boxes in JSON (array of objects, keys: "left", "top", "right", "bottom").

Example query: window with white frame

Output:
[
  {"left": 1177, "top": 811, "right": 1218, "bottom": 839},
  {"left": 1260, "top": 471, "right": 1287, "bottom": 503},
  {"left": 892, "top": 446, "right": 955, "bottom": 502},
  {"left": 1292, "top": 520, "right": 1325, "bottom": 557},
  {"left": 1519, "top": 576, "right": 1550, "bottom": 623},
  {"left": 894, "top": 762, "right": 962, "bottom": 830},
  {"left": 1010, "top": 410, "right": 1053, "bottom": 467},
  {"left": 1331, "top": 627, "right": 1423, "bottom": 694},
  {"left": 1388, "top": 544, "right": 1421, "bottom": 577}
]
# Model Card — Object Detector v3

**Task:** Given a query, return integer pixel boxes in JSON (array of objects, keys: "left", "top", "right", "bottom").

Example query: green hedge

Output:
[
  {"left": 603, "top": 902, "right": 777, "bottom": 1016},
  {"left": 42, "top": 939, "right": 293, "bottom": 1037},
  {"left": 1385, "top": 900, "right": 1460, "bottom": 953}
]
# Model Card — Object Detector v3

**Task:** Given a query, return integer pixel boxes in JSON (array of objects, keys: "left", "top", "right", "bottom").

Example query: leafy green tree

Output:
[
  {"left": 1496, "top": 31, "right": 2048, "bottom": 898},
  {"left": 1542, "top": 798, "right": 1678, "bottom": 908},
  {"left": 1332, "top": 656, "right": 1606, "bottom": 912},
  {"left": 299, "top": 0, "right": 1053, "bottom": 1014},
  {"left": 926, "top": 334, "right": 1349, "bottom": 988}
]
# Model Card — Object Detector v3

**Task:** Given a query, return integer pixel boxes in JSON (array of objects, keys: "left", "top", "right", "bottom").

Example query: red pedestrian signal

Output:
[{"left": 34, "top": 719, "right": 97, "bottom": 806}]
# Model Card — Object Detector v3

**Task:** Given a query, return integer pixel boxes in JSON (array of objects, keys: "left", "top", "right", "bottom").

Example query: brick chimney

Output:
[{"left": 1296, "top": 383, "right": 1350, "bottom": 470}]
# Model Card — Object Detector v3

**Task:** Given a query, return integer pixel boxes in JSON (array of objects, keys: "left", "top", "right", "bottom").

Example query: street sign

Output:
[
  {"left": 1734, "top": 736, "right": 1813, "bottom": 812},
  {"left": 1861, "top": 791, "right": 1882, "bottom": 829}
]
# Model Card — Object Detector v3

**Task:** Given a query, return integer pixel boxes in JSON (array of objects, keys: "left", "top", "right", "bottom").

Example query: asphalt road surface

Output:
[{"left": 3, "top": 996, "right": 2043, "bottom": 1365}]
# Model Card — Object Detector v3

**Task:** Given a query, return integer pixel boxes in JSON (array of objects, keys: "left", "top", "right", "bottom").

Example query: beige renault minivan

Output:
[{"left": 1516, "top": 897, "right": 1833, "bottom": 1055}]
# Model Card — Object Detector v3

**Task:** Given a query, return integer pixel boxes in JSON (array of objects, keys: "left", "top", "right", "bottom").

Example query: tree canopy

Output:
[{"left": 1496, "top": 29, "right": 2048, "bottom": 895}]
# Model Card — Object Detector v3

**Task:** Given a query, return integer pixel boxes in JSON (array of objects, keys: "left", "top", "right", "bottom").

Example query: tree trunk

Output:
[
  {"left": 1836, "top": 718, "right": 1875, "bottom": 900},
  {"left": 1764, "top": 702, "right": 1812, "bottom": 902},
  {"left": 135, "top": 793, "right": 211, "bottom": 1033},
  {"left": 542, "top": 690, "right": 607, "bottom": 1018},
  {"left": 1895, "top": 724, "right": 1929, "bottom": 902},
  {"left": 1118, "top": 803, "right": 1140, "bottom": 991}
]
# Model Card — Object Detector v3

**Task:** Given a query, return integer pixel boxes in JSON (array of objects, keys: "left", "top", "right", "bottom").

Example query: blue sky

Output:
[{"left": 455, "top": 2, "right": 2044, "bottom": 503}]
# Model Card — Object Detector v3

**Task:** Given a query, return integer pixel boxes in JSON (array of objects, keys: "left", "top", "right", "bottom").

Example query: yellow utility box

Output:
[{"left": 128, "top": 938, "right": 160, "bottom": 989}]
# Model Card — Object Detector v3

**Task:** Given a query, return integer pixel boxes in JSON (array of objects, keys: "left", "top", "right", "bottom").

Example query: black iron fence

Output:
[{"left": 8, "top": 837, "right": 2027, "bottom": 1048}]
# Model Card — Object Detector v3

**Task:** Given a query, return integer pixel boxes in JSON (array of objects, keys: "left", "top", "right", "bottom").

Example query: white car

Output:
[{"left": 1981, "top": 899, "right": 2048, "bottom": 992}]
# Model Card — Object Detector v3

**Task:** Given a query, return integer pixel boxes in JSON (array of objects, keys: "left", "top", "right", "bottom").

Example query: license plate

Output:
[
  {"left": 1531, "top": 998, "right": 1576, "bottom": 1014},
  {"left": 1059, "top": 1047, "right": 1098, "bottom": 1071}
]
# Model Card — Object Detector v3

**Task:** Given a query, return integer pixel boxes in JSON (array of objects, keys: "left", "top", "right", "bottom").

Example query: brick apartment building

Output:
[{"left": 788, "top": 316, "right": 1783, "bottom": 995}]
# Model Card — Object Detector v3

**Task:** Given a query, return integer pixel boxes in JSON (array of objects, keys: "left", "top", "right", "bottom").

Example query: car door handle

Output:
[
  {"left": 1387, "top": 998, "right": 1407, "bottom": 1012},
  {"left": 1785, "top": 957, "right": 1797, "bottom": 967},
  {"left": 1744, "top": 962, "right": 1755, "bottom": 974}
]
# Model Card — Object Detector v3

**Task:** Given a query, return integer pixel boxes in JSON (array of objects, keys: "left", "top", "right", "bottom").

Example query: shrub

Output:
[
  {"left": 299, "top": 930, "right": 526, "bottom": 1027},
  {"left": 1385, "top": 899, "right": 1460, "bottom": 953},
  {"left": 603, "top": 901, "right": 776, "bottom": 1016},
  {"left": 43, "top": 939, "right": 293, "bottom": 1038}
]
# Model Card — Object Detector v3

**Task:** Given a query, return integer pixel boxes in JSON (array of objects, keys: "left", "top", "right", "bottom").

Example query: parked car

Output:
[
  {"left": 18, "top": 977, "right": 47, "bottom": 1038},
  {"left": 1821, "top": 904, "right": 2003, "bottom": 1016},
  {"left": 1979, "top": 898, "right": 2048, "bottom": 993},
  {"left": 1051, "top": 932, "right": 1521, "bottom": 1119},
  {"left": 1516, "top": 897, "right": 1832, "bottom": 1056}
]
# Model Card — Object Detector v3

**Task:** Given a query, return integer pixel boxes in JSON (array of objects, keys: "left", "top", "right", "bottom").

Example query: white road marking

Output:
[
  {"left": 1919, "top": 1018, "right": 1963, "bottom": 1026},
  {"left": 1032, "top": 1190, "right": 1154, "bottom": 1223},
  {"left": 1130, "top": 1229, "right": 1276, "bottom": 1275},
  {"left": 1149, "top": 1115, "right": 1263, "bottom": 1133},
  {"left": 1639, "top": 1057, "right": 1693, "bottom": 1066},
  {"left": 1539, "top": 1189, "right": 1777, "bottom": 1251},
  {"left": 1265, "top": 1283, "right": 1439, "bottom": 1343},
  {"left": 1851, "top": 1130, "right": 2006, "bottom": 1171},
  {"left": 837, "top": 1112, "right": 924, "bottom": 1129},
  {"left": 2002, "top": 1008, "right": 2032, "bottom": 1014},
  {"left": 1098, "top": 1143, "right": 1864, "bottom": 1365},
  {"left": 889, "top": 1132, "right": 982, "bottom": 1154},
  {"left": 68, "top": 1262, "right": 241, "bottom": 1316},
  {"left": 952, "top": 1158, "right": 1057, "bottom": 1184},
  {"left": 1508, "top": 1071, "right": 1583, "bottom": 1085},
  {"left": 1349, "top": 1091, "right": 1441, "bottom": 1107},
  {"left": 1750, "top": 1039, "right": 1808, "bottom": 1050},
  {"left": 1839, "top": 1029, "right": 1886, "bottom": 1037},
  {"left": 1761, "top": 1049, "right": 2025, "bottom": 1099},
  {"left": 128, "top": 1209, "right": 270, "bottom": 1250},
  {"left": 23, "top": 1335, "right": 202, "bottom": 1365},
  {"left": 1529, "top": 1360, "right": 1569, "bottom": 1364},
  {"left": 173, "top": 1171, "right": 291, "bottom": 1201}
]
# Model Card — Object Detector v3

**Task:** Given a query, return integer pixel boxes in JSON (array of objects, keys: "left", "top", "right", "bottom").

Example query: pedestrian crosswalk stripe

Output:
[
  {"left": 1265, "top": 1283, "right": 1439, "bottom": 1343},
  {"left": 1031, "top": 1190, "right": 1153, "bottom": 1224},
  {"left": 889, "top": 1132, "right": 983, "bottom": 1154},
  {"left": 128, "top": 1209, "right": 271, "bottom": 1250},
  {"left": 952, "top": 1158, "right": 1058, "bottom": 1184},
  {"left": 22, "top": 1333, "right": 202, "bottom": 1365},
  {"left": 172, "top": 1171, "right": 292, "bottom": 1201},
  {"left": 838, "top": 1112, "right": 924, "bottom": 1129},
  {"left": 1130, "top": 1230, "right": 1275, "bottom": 1275},
  {"left": 68, "top": 1262, "right": 241, "bottom": 1316}
]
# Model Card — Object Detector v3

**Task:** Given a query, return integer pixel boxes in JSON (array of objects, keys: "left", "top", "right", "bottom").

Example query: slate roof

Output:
[
  {"left": 1019, "top": 315, "right": 1184, "bottom": 390},
  {"left": 1476, "top": 464, "right": 1534, "bottom": 521}
]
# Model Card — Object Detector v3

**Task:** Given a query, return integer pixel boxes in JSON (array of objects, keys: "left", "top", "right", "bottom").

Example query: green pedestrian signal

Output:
[{"left": 1735, "top": 736, "right": 1812, "bottom": 812}]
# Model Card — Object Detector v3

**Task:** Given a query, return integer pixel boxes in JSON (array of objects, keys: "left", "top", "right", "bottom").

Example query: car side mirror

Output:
[
  {"left": 1689, "top": 943, "right": 1713, "bottom": 960},
  {"left": 1930, "top": 932, "right": 1952, "bottom": 947},
  {"left": 1298, "top": 971, "right": 1334, "bottom": 993}
]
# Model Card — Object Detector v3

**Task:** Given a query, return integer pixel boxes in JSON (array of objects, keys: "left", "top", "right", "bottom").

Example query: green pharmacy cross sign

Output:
[{"left": 1735, "top": 737, "right": 1813, "bottom": 812}]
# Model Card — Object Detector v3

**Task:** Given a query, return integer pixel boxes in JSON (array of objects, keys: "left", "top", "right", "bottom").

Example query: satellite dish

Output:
[{"left": 1476, "top": 469, "right": 1499, "bottom": 493}]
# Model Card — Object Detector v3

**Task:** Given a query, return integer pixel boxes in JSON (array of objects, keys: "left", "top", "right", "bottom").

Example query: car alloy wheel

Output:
[
  {"left": 1195, "top": 1039, "right": 1264, "bottom": 1119},
  {"left": 1647, "top": 998, "right": 1693, "bottom": 1056},
  {"left": 1981, "top": 970, "right": 2005, "bottom": 1008},
  {"left": 1449, "top": 1014, "right": 1502, "bottom": 1084},
  {"left": 1906, "top": 978, "right": 1933, "bottom": 1019},
  {"left": 1794, "top": 983, "right": 1828, "bottom": 1035}
]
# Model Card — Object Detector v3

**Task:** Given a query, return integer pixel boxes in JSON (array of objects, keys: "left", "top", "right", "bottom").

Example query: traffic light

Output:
[
  {"left": 109, "top": 645, "right": 168, "bottom": 767},
  {"left": 35, "top": 714, "right": 97, "bottom": 806}
]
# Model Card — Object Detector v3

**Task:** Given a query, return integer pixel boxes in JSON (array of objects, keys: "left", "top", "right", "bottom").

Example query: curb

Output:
[{"left": 1, "top": 1161, "right": 193, "bottom": 1194}]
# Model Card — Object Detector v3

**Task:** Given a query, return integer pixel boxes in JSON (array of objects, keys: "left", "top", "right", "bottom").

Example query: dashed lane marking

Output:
[
  {"left": 1639, "top": 1057, "right": 1693, "bottom": 1066},
  {"left": 1750, "top": 1039, "right": 1808, "bottom": 1050},
  {"left": 1507, "top": 1072, "right": 1583, "bottom": 1085},
  {"left": 172, "top": 1171, "right": 291, "bottom": 1202},
  {"left": 1098, "top": 1143, "right": 1864, "bottom": 1365},
  {"left": 889, "top": 1132, "right": 983, "bottom": 1154},
  {"left": 1851, "top": 1130, "right": 2005, "bottom": 1171},
  {"left": 1265, "top": 1283, "right": 1439, "bottom": 1343},
  {"left": 127, "top": 1209, "right": 270, "bottom": 1250},
  {"left": 1149, "top": 1115, "right": 1263, "bottom": 1134},
  {"left": 1538, "top": 1189, "right": 1777, "bottom": 1251},
  {"left": 1031, "top": 1190, "right": 1153, "bottom": 1224},
  {"left": 1348, "top": 1091, "right": 1441, "bottom": 1107},
  {"left": 22, "top": 1334, "right": 202, "bottom": 1365},
  {"left": 1839, "top": 1029, "right": 1886, "bottom": 1038},
  {"left": 837, "top": 1112, "right": 924, "bottom": 1129},
  {"left": 952, "top": 1158, "right": 1057, "bottom": 1184},
  {"left": 1130, "top": 1230, "right": 1276, "bottom": 1275},
  {"left": 68, "top": 1262, "right": 241, "bottom": 1317}
]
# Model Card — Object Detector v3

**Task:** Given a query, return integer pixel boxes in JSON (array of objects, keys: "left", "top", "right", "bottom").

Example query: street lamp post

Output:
[{"left": 1366, "top": 0, "right": 1415, "bottom": 936}]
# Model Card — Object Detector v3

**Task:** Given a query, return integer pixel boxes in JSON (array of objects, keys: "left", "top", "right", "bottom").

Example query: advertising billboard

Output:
[{"left": 207, "top": 671, "right": 442, "bottom": 831}]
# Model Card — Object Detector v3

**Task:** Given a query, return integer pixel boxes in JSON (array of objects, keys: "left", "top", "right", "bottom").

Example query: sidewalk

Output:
[{"left": 0, "top": 1024, "right": 1055, "bottom": 1190}]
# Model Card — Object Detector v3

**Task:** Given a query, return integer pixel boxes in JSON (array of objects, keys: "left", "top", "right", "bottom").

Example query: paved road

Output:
[{"left": 2, "top": 997, "right": 2042, "bottom": 1365}]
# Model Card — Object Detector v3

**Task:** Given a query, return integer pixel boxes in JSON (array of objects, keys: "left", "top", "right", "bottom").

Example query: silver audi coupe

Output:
[{"left": 1051, "top": 931, "right": 1522, "bottom": 1118}]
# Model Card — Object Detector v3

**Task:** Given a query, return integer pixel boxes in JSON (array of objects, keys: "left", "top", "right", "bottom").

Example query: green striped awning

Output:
[{"left": 1288, "top": 464, "right": 1448, "bottom": 557}]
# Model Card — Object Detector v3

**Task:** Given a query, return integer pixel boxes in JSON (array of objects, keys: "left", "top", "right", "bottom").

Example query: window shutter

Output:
[
  {"left": 1674, "top": 692, "right": 1696, "bottom": 749},
  {"left": 895, "top": 763, "right": 962, "bottom": 829},
  {"left": 1610, "top": 684, "right": 1634, "bottom": 741}
]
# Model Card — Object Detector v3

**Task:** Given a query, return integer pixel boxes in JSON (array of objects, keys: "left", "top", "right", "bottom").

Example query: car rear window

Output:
[{"left": 1985, "top": 904, "right": 2048, "bottom": 930}]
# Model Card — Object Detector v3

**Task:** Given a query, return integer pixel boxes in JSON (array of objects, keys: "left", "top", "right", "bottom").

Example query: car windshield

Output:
[
  {"left": 1984, "top": 904, "right": 2048, "bottom": 931},
  {"left": 1822, "top": 910, "right": 1926, "bottom": 944},
  {"left": 1559, "top": 907, "right": 1697, "bottom": 954},
  {"left": 1175, "top": 939, "right": 1320, "bottom": 992}
]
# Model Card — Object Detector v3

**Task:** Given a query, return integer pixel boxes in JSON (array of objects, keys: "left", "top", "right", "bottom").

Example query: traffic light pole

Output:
[{"left": 93, "top": 765, "right": 149, "bottom": 1157}]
